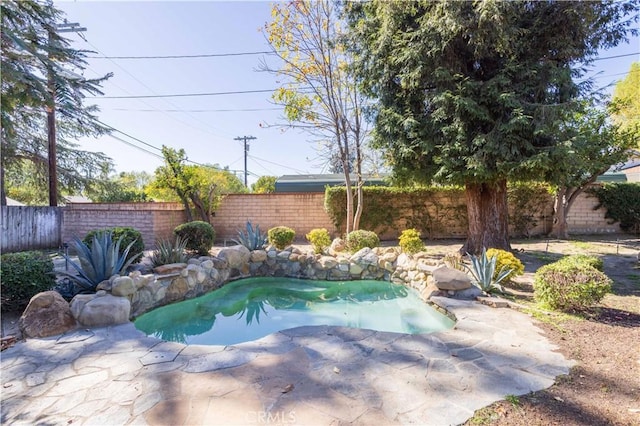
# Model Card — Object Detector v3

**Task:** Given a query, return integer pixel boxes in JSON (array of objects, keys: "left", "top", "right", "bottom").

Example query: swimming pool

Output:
[{"left": 134, "top": 277, "right": 455, "bottom": 345}]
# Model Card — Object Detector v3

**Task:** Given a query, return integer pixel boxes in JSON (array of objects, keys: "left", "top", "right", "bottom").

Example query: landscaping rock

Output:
[
  {"left": 19, "top": 291, "right": 76, "bottom": 338},
  {"left": 250, "top": 250, "right": 267, "bottom": 262},
  {"left": 217, "top": 245, "right": 250, "bottom": 269},
  {"left": 153, "top": 263, "right": 187, "bottom": 275},
  {"left": 70, "top": 292, "right": 130, "bottom": 327},
  {"left": 112, "top": 276, "right": 136, "bottom": 297},
  {"left": 431, "top": 267, "right": 472, "bottom": 290}
]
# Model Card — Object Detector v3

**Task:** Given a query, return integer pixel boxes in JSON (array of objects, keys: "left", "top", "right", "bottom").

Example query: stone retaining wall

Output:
[{"left": 60, "top": 244, "right": 472, "bottom": 331}]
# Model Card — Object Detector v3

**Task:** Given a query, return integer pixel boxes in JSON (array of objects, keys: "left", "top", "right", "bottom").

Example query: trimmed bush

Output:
[
  {"left": 174, "top": 221, "right": 215, "bottom": 255},
  {"left": 346, "top": 230, "right": 380, "bottom": 252},
  {"left": 555, "top": 254, "right": 604, "bottom": 272},
  {"left": 306, "top": 228, "right": 331, "bottom": 254},
  {"left": 533, "top": 261, "right": 611, "bottom": 311},
  {"left": 84, "top": 227, "right": 144, "bottom": 264},
  {"left": 486, "top": 248, "right": 525, "bottom": 281},
  {"left": 268, "top": 226, "right": 296, "bottom": 250},
  {"left": 399, "top": 228, "right": 424, "bottom": 254},
  {"left": 1, "top": 251, "right": 56, "bottom": 313}
]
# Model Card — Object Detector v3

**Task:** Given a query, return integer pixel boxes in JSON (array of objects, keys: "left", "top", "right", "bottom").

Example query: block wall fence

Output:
[
  {"left": 1, "top": 187, "right": 619, "bottom": 253},
  {"left": 61, "top": 202, "right": 186, "bottom": 249}
]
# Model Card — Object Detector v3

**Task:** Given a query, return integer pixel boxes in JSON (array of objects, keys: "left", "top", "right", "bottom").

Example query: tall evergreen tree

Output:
[
  {"left": 1, "top": 0, "right": 113, "bottom": 205},
  {"left": 348, "top": 0, "right": 638, "bottom": 253}
]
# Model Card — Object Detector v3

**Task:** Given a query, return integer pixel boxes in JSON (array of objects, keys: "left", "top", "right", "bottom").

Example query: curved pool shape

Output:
[{"left": 134, "top": 277, "right": 455, "bottom": 345}]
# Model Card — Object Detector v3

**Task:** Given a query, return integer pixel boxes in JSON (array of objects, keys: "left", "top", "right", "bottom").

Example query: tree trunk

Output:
[
  {"left": 461, "top": 180, "right": 511, "bottom": 254},
  {"left": 551, "top": 186, "right": 569, "bottom": 239},
  {"left": 0, "top": 163, "right": 6, "bottom": 206}
]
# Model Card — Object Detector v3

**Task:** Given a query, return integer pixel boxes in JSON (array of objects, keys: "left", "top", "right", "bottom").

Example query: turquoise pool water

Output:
[{"left": 134, "top": 277, "right": 455, "bottom": 345}]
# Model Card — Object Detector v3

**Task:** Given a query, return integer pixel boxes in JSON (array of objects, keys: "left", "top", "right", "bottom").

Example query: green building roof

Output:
[{"left": 274, "top": 174, "right": 388, "bottom": 193}]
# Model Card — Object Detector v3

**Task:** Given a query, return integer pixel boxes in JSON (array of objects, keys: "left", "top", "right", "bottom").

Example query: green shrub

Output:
[
  {"left": 268, "top": 226, "right": 296, "bottom": 249},
  {"left": 486, "top": 248, "right": 525, "bottom": 281},
  {"left": 1, "top": 251, "right": 56, "bottom": 312},
  {"left": 399, "top": 228, "right": 424, "bottom": 254},
  {"left": 345, "top": 230, "right": 380, "bottom": 252},
  {"left": 150, "top": 236, "right": 190, "bottom": 267},
  {"left": 555, "top": 254, "right": 604, "bottom": 272},
  {"left": 306, "top": 228, "right": 332, "bottom": 254},
  {"left": 84, "top": 227, "right": 144, "bottom": 264},
  {"left": 174, "top": 221, "right": 215, "bottom": 255},
  {"left": 589, "top": 183, "right": 640, "bottom": 233},
  {"left": 533, "top": 261, "right": 611, "bottom": 311},
  {"left": 59, "top": 232, "right": 142, "bottom": 293}
]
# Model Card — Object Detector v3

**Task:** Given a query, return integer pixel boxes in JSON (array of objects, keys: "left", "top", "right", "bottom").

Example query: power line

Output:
[
  {"left": 592, "top": 52, "right": 639, "bottom": 61},
  {"left": 91, "top": 88, "right": 285, "bottom": 99},
  {"left": 247, "top": 154, "right": 310, "bottom": 174},
  {"left": 88, "top": 50, "right": 274, "bottom": 59},
  {"left": 108, "top": 107, "right": 283, "bottom": 113},
  {"left": 82, "top": 39, "right": 235, "bottom": 139}
]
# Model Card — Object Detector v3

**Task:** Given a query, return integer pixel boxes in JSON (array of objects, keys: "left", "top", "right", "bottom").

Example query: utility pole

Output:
[
  {"left": 234, "top": 135, "right": 256, "bottom": 187},
  {"left": 47, "top": 21, "right": 86, "bottom": 207}
]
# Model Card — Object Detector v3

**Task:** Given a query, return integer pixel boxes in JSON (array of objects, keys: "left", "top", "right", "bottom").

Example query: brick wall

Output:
[
  {"left": 566, "top": 190, "right": 618, "bottom": 234},
  {"left": 211, "top": 193, "right": 337, "bottom": 242},
  {"left": 62, "top": 202, "right": 186, "bottom": 249}
]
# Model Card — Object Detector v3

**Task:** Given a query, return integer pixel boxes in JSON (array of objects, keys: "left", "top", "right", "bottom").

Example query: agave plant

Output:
[
  {"left": 58, "top": 232, "right": 141, "bottom": 293},
  {"left": 150, "top": 236, "right": 190, "bottom": 267},
  {"left": 232, "top": 220, "right": 267, "bottom": 250},
  {"left": 465, "top": 248, "right": 513, "bottom": 294}
]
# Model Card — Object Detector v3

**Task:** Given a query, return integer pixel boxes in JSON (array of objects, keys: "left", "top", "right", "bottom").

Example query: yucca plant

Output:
[
  {"left": 58, "top": 232, "right": 141, "bottom": 293},
  {"left": 232, "top": 220, "right": 268, "bottom": 250},
  {"left": 465, "top": 248, "right": 513, "bottom": 294},
  {"left": 150, "top": 236, "right": 190, "bottom": 267}
]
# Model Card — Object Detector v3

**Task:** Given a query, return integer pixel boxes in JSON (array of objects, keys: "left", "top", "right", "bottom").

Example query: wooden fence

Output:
[{"left": 1, "top": 206, "right": 62, "bottom": 252}]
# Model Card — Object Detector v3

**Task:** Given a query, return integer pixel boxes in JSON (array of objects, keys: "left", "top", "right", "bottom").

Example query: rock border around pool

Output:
[{"left": 19, "top": 245, "right": 482, "bottom": 338}]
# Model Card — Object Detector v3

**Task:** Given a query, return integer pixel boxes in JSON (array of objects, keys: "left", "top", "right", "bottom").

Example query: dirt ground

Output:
[
  {"left": 2, "top": 235, "right": 639, "bottom": 425},
  {"left": 456, "top": 236, "right": 640, "bottom": 426}
]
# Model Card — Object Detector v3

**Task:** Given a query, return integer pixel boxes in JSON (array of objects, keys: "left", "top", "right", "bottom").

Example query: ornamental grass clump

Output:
[
  {"left": 534, "top": 260, "right": 611, "bottom": 312},
  {"left": 345, "top": 230, "right": 380, "bottom": 252},
  {"left": 486, "top": 248, "right": 524, "bottom": 281},
  {"left": 268, "top": 226, "right": 296, "bottom": 249},
  {"left": 466, "top": 248, "right": 513, "bottom": 294},
  {"left": 306, "top": 228, "right": 331, "bottom": 254},
  {"left": 399, "top": 228, "right": 424, "bottom": 254},
  {"left": 150, "top": 236, "right": 190, "bottom": 267}
]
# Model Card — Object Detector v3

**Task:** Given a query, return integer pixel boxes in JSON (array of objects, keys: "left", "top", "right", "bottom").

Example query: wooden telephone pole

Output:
[{"left": 233, "top": 135, "right": 256, "bottom": 187}]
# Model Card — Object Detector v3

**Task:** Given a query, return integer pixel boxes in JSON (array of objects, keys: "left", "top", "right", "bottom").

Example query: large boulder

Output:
[
  {"left": 217, "top": 245, "right": 250, "bottom": 269},
  {"left": 111, "top": 276, "right": 136, "bottom": 297},
  {"left": 431, "top": 266, "right": 472, "bottom": 291},
  {"left": 70, "top": 292, "right": 130, "bottom": 327},
  {"left": 19, "top": 291, "right": 77, "bottom": 338}
]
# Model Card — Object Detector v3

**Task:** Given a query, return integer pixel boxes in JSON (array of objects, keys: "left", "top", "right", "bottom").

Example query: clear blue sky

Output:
[{"left": 55, "top": 1, "right": 639, "bottom": 186}]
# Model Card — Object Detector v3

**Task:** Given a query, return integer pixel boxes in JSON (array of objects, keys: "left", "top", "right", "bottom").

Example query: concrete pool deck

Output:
[{"left": 1, "top": 297, "right": 573, "bottom": 425}]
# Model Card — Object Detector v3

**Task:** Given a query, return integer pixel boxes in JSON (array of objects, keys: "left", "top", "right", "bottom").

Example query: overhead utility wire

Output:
[
  {"left": 88, "top": 50, "right": 274, "bottom": 59},
  {"left": 88, "top": 51, "right": 637, "bottom": 61},
  {"left": 82, "top": 39, "right": 234, "bottom": 139},
  {"left": 109, "top": 107, "right": 283, "bottom": 113},
  {"left": 92, "top": 88, "right": 300, "bottom": 99}
]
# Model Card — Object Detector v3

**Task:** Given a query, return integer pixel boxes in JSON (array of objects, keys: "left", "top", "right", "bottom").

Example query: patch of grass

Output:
[
  {"left": 522, "top": 306, "right": 578, "bottom": 331},
  {"left": 505, "top": 394, "right": 520, "bottom": 407},
  {"left": 569, "top": 240, "right": 595, "bottom": 251},
  {"left": 467, "top": 407, "right": 500, "bottom": 425}
]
